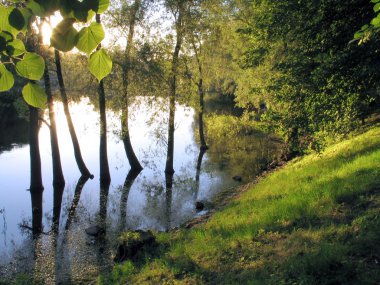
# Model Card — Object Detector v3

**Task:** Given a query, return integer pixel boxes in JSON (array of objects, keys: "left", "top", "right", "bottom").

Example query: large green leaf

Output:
[
  {"left": 8, "top": 8, "right": 25, "bottom": 31},
  {"left": 88, "top": 48, "right": 112, "bottom": 81},
  {"left": 371, "top": 15, "right": 380, "bottom": 28},
  {"left": 16, "top": 52, "right": 45, "bottom": 80},
  {"left": 0, "top": 6, "right": 19, "bottom": 36},
  {"left": 0, "top": 64, "right": 14, "bottom": 92},
  {"left": 374, "top": 3, "right": 380, "bottom": 12},
  {"left": 22, "top": 82, "right": 47, "bottom": 108},
  {"left": 83, "top": 0, "right": 110, "bottom": 14},
  {"left": 51, "top": 18, "right": 78, "bottom": 52},
  {"left": 76, "top": 22, "right": 104, "bottom": 54},
  {"left": 26, "top": 0, "right": 45, "bottom": 17},
  {"left": 6, "top": 38, "right": 26, "bottom": 56},
  {"left": 34, "top": 0, "right": 59, "bottom": 16}
]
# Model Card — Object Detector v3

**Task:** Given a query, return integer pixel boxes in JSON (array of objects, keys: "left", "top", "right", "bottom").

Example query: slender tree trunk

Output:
[
  {"left": 97, "top": 14, "right": 111, "bottom": 185},
  {"left": 54, "top": 49, "right": 93, "bottom": 179},
  {"left": 198, "top": 78, "right": 207, "bottom": 150},
  {"left": 165, "top": 171, "right": 173, "bottom": 231},
  {"left": 194, "top": 147, "right": 206, "bottom": 202},
  {"left": 29, "top": 106, "right": 44, "bottom": 236},
  {"left": 191, "top": 41, "right": 208, "bottom": 150},
  {"left": 165, "top": 7, "right": 184, "bottom": 175},
  {"left": 121, "top": 0, "right": 143, "bottom": 173},
  {"left": 44, "top": 62, "right": 65, "bottom": 189}
]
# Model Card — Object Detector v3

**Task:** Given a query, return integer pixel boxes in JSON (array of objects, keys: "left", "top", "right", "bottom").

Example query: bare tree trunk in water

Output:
[
  {"left": 121, "top": 0, "right": 143, "bottom": 173},
  {"left": 165, "top": 5, "right": 184, "bottom": 175},
  {"left": 96, "top": 14, "right": 111, "bottom": 185},
  {"left": 119, "top": 169, "right": 141, "bottom": 231},
  {"left": 29, "top": 106, "right": 44, "bottom": 236},
  {"left": 197, "top": 79, "right": 207, "bottom": 150},
  {"left": 54, "top": 49, "right": 93, "bottom": 179},
  {"left": 165, "top": 172, "right": 173, "bottom": 231},
  {"left": 194, "top": 147, "right": 206, "bottom": 202},
  {"left": 191, "top": 41, "right": 208, "bottom": 150},
  {"left": 44, "top": 61, "right": 65, "bottom": 189}
]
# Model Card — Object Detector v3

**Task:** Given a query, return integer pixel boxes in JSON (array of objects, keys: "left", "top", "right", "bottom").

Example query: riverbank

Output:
[{"left": 99, "top": 125, "right": 380, "bottom": 285}]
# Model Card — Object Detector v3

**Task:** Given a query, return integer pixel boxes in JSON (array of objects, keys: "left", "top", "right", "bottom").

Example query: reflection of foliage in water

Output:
[{"left": 205, "top": 115, "right": 282, "bottom": 180}]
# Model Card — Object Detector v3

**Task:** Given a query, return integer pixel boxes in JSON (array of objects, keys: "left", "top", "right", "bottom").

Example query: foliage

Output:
[
  {"left": 0, "top": 0, "right": 111, "bottom": 108},
  {"left": 99, "top": 125, "right": 380, "bottom": 284},
  {"left": 354, "top": 0, "right": 380, "bottom": 43},
  {"left": 232, "top": 0, "right": 380, "bottom": 155}
]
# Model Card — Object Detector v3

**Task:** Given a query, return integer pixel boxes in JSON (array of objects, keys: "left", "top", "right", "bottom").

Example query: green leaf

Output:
[
  {"left": 88, "top": 48, "right": 112, "bottom": 81},
  {"left": 76, "top": 22, "right": 105, "bottom": 54},
  {"left": 34, "top": 0, "right": 59, "bottom": 16},
  {"left": 361, "top": 24, "right": 369, "bottom": 31},
  {"left": 84, "top": 0, "right": 109, "bottom": 14},
  {"left": 0, "top": 31, "right": 13, "bottom": 42},
  {"left": 8, "top": 8, "right": 25, "bottom": 31},
  {"left": 371, "top": 0, "right": 380, "bottom": 3},
  {"left": 354, "top": 31, "right": 363, "bottom": 40},
  {"left": 22, "top": 82, "right": 47, "bottom": 108},
  {"left": 374, "top": 3, "right": 380, "bottom": 12},
  {"left": 95, "top": 0, "right": 110, "bottom": 14},
  {"left": 371, "top": 15, "right": 380, "bottom": 27},
  {"left": 6, "top": 38, "right": 26, "bottom": 56},
  {"left": 19, "top": 8, "right": 32, "bottom": 33},
  {"left": 0, "top": 6, "right": 19, "bottom": 36},
  {"left": 26, "top": 0, "right": 45, "bottom": 17},
  {"left": 0, "top": 64, "right": 14, "bottom": 92},
  {"left": 51, "top": 18, "right": 78, "bottom": 52},
  {"left": 16, "top": 52, "right": 45, "bottom": 80}
]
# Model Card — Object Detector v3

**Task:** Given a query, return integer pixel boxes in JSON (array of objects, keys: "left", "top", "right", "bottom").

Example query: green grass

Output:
[{"left": 99, "top": 126, "right": 380, "bottom": 285}]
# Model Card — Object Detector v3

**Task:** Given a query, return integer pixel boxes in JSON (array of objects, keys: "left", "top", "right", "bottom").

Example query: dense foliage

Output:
[
  {"left": 0, "top": 0, "right": 111, "bottom": 108},
  {"left": 232, "top": 0, "right": 380, "bottom": 155}
]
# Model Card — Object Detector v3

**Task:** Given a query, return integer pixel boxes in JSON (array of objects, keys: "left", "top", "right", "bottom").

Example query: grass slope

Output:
[{"left": 100, "top": 126, "right": 380, "bottom": 285}]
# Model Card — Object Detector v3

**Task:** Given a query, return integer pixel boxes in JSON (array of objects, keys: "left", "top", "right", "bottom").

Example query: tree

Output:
[
  {"left": 106, "top": 0, "right": 147, "bottom": 173},
  {"left": 232, "top": 0, "right": 380, "bottom": 155},
  {"left": 164, "top": 0, "right": 190, "bottom": 175},
  {"left": 0, "top": 0, "right": 112, "bottom": 235}
]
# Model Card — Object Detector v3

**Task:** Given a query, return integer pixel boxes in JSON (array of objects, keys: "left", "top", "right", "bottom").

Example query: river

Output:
[{"left": 0, "top": 96, "right": 279, "bottom": 283}]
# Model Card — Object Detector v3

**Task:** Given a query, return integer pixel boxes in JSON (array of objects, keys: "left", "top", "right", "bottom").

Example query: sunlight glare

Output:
[{"left": 41, "top": 13, "right": 62, "bottom": 45}]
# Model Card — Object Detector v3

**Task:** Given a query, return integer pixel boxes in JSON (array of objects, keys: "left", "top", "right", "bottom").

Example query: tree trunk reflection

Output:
[{"left": 119, "top": 169, "right": 141, "bottom": 231}]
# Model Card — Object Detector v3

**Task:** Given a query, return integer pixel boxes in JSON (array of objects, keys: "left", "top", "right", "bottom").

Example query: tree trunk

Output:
[
  {"left": 98, "top": 79, "right": 111, "bottom": 185},
  {"left": 44, "top": 61, "right": 65, "bottom": 189},
  {"left": 54, "top": 49, "right": 93, "bottom": 179},
  {"left": 29, "top": 106, "right": 44, "bottom": 236},
  {"left": 165, "top": 6, "right": 184, "bottom": 175},
  {"left": 191, "top": 40, "right": 208, "bottom": 150},
  {"left": 121, "top": 0, "right": 143, "bottom": 173},
  {"left": 96, "top": 14, "right": 111, "bottom": 185},
  {"left": 165, "top": 171, "right": 173, "bottom": 231},
  {"left": 198, "top": 78, "right": 207, "bottom": 150}
]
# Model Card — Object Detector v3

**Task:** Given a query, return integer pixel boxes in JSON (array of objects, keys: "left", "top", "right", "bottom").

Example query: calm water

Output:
[{"left": 0, "top": 97, "right": 279, "bottom": 283}]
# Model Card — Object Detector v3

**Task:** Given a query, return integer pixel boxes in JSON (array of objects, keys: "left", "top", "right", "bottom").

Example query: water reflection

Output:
[{"left": 0, "top": 96, "right": 280, "bottom": 283}]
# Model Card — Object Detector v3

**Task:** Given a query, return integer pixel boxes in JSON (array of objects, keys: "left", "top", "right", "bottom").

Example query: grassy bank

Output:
[{"left": 100, "top": 126, "right": 380, "bottom": 285}]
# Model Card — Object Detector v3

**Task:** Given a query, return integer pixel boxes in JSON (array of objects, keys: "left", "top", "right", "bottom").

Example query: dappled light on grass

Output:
[{"left": 101, "top": 126, "right": 380, "bottom": 284}]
